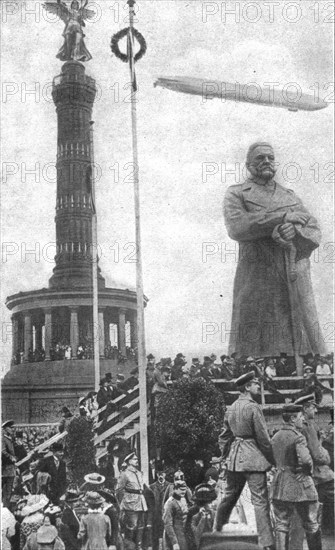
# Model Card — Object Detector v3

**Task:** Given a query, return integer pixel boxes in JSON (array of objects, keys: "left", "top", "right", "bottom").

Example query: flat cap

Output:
[
  {"left": 235, "top": 371, "right": 258, "bottom": 388},
  {"left": 294, "top": 394, "right": 317, "bottom": 407}
]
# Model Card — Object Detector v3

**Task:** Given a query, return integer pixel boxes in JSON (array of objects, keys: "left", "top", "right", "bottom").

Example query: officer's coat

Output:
[
  {"left": 224, "top": 178, "right": 325, "bottom": 357},
  {"left": 301, "top": 418, "right": 334, "bottom": 485},
  {"left": 219, "top": 394, "right": 273, "bottom": 471},
  {"left": 1, "top": 434, "right": 16, "bottom": 477},
  {"left": 271, "top": 424, "right": 318, "bottom": 502},
  {"left": 116, "top": 467, "right": 147, "bottom": 511}
]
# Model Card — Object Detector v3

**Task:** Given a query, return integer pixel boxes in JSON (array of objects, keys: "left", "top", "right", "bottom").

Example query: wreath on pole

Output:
[{"left": 111, "top": 27, "right": 147, "bottom": 63}]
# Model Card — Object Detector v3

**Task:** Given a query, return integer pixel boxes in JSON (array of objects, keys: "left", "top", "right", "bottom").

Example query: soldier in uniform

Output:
[
  {"left": 1, "top": 420, "right": 17, "bottom": 508},
  {"left": 289, "top": 394, "right": 334, "bottom": 549},
  {"left": 295, "top": 394, "right": 334, "bottom": 506},
  {"left": 116, "top": 452, "right": 148, "bottom": 549},
  {"left": 271, "top": 404, "right": 322, "bottom": 550},
  {"left": 216, "top": 371, "right": 275, "bottom": 550}
]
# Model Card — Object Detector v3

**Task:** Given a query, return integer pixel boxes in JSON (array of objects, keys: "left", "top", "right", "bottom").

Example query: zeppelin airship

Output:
[{"left": 154, "top": 76, "right": 328, "bottom": 112}]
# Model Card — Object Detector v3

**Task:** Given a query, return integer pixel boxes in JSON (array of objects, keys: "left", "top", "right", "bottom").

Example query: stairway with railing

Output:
[
  {"left": 16, "top": 374, "right": 333, "bottom": 469},
  {"left": 93, "top": 384, "right": 151, "bottom": 460}
]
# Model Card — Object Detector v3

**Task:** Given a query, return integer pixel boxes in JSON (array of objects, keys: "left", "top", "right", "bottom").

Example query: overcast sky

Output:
[{"left": 1, "top": 0, "right": 334, "bottom": 373}]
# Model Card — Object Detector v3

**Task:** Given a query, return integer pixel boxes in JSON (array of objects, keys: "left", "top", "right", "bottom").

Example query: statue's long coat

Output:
[{"left": 224, "top": 178, "right": 326, "bottom": 358}]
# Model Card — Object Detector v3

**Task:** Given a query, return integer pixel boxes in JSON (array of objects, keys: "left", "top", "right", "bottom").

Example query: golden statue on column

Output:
[{"left": 44, "top": 0, "right": 95, "bottom": 62}]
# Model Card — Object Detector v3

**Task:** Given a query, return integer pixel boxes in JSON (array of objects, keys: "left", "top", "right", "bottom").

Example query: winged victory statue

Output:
[{"left": 44, "top": 0, "right": 95, "bottom": 62}]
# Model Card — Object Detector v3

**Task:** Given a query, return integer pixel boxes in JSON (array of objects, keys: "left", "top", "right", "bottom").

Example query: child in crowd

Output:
[{"left": 77, "top": 492, "right": 111, "bottom": 550}]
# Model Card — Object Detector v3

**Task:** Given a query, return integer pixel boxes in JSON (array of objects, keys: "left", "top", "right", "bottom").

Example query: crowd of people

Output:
[
  {"left": 2, "top": 369, "right": 334, "bottom": 550},
  {"left": 13, "top": 344, "right": 137, "bottom": 365},
  {"left": 145, "top": 352, "right": 334, "bottom": 410},
  {"left": 145, "top": 352, "right": 334, "bottom": 382}
]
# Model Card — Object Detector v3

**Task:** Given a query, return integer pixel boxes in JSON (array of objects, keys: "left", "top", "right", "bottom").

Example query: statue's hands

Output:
[
  {"left": 278, "top": 223, "right": 296, "bottom": 241},
  {"left": 285, "top": 212, "right": 309, "bottom": 225}
]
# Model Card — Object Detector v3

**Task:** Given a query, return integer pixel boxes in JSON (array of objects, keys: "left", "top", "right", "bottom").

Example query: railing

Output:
[
  {"left": 16, "top": 431, "right": 67, "bottom": 468},
  {"left": 212, "top": 375, "right": 333, "bottom": 408},
  {"left": 14, "top": 375, "right": 333, "bottom": 466},
  {"left": 92, "top": 384, "right": 149, "bottom": 461}
]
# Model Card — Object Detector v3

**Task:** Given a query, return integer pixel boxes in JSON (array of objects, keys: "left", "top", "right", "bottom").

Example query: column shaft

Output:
[
  {"left": 24, "top": 314, "right": 32, "bottom": 362},
  {"left": 12, "top": 316, "right": 19, "bottom": 363},
  {"left": 118, "top": 309, "right": 126, "bottom": 356},
  {"left": 70, "top": 308, "right": 79, "bottom": 357},
  {"left": 130, "top": 311, "right": 138, "bottom": 349},
  {"left": 44, "top": 309, "right": 52, "bottom": 361},
  {"left": 98, "top": 309, "right": 105, "bottom": 358}
]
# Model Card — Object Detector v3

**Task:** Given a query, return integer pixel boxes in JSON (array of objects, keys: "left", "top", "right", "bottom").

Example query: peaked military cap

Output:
[
  {"left": 2, "top": 420, "right": 15, "bottom": 429},
  {"left": 235, "top": 371, "right": 258, "bottom": 388},
  {"left": 294, "top": 394, "right": 317, "bottom": 407},
  {"left": 283, "top": 404, "right": 302, "bottom": 414},
  {"left": 124, "top": 452, "right": 137, "bottom": 463}
]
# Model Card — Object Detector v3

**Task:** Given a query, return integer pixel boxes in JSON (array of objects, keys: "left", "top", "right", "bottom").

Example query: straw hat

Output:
[
  {"left": 83, "top": 473, "right": 105, "bottom": 485},
  {"left": 84, "top": 491, "right": 105, "bottom": 507},
  {"left": 21, "top": 494, "right": 49, "bottom": 517}
]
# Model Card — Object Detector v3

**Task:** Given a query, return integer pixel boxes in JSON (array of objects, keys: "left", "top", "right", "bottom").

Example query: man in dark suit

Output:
[
  {"left": 150, "top": 466, "right": 170, "bottom": 550},
  {"left": 97, "top": 378, "right": 114, "bottom": 421},
  {"left": 13, "top": 430, "right": 27, "bottom": 473},
  {"left": 42, "top": 442, "right": 67, "bottom": 504},
  {"left": 58, "top": 490, "right": 81, "bottom": 550}
]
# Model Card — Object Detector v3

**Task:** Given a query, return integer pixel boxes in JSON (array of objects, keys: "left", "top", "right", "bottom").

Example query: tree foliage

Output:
[
  {"left": 155, "top": 378, "right": 225, "bottom": 469},
  {"left": 66, "top": 416, "right": 96, "bottom": 485}
]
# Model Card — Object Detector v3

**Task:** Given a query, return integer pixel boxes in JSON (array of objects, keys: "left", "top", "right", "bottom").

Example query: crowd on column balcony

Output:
[
  {"left": 12, "top": 343, "right": 138, "bottom": 365},
  {"left": 104, "top": 345, "right": 137, "bottom": 362},
  {"left": 13, "top": 349, "right": 46, "bottom": 366}
]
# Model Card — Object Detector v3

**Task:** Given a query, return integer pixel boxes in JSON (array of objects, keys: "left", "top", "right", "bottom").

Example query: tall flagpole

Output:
[
  {"left": 90, "top": 121, "right": 100, "bottom": 392},
  {"left": 127, "top": 0, "right": 149, "bottom": 483}
]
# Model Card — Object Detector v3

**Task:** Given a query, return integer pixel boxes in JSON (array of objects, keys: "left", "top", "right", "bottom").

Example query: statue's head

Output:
[
  {"left": 246, "top": 142, "right": 276, "bottom": 182},
  {"left": 71, "top": 0, "right": 80, "bottom": 9}
]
